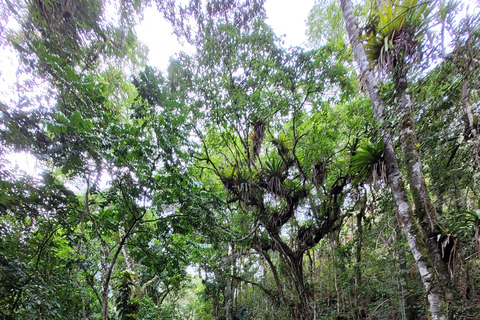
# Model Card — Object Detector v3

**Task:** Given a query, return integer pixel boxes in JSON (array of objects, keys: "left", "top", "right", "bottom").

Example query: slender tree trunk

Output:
[
  {"left": 119, "top": 225, "right": 142, "bottom": 298},
  {"left": 101, "top": 277, "right": 110, "bottom": 320},
  {"left": 355, "top": 195, "right": 366, "bottom": 316},
  {"left": 339, "top": 1, "right": 447, "bottom": 318},
  {"left": 355, "top": 210, "right": 362, "bottom": 287},
  {"left": 332, "top": 236, "right": 341, "bottom": 315},
  {"left": 395, "top": 213, "right": 417, "bottom": 320},
  {"left": 82, "top": 294, "right": 86, "bottom": 320},
  {"left": 261, "top": 250, "right": 287, "bottom": 304},
  {"left": 394, "top": 54, "right": 450, "bottom": 287},
  {"left": 398, "top": 232, "right": 416, "bottom": 320},
  {"left": 307, "top": 249, "right": 316, "bottom": 320},
  {"left": 213, "top": 269, "right": 221, "bottom": 319},
  {"left": 100, "top": 226, "right": 138, "bottom": 320},
  {"left": 224, "top": 277, "right": 233, "bottom": 320}
]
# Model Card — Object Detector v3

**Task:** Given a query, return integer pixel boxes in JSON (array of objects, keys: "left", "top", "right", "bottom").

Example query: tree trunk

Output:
[
  {"left": 290, "top": 254, "right": 312, "bottom": 320},
  {"left": 100, "top": 227, "right": 137, "bottom": 320},
  {"left": 101, "top": 290, "right": 108, "bottom": 319},
  {"left": 224, "top": 276, "right": 233, "bottom": 320},
  {"left": 397, "top": 226, "right": 416, "bottom": 320},
  {"left": 270, "top": 233, "right": 313, "bottom": 320},
  {"left": 339, "top": 1, "right": 447, "bottom": 318},
  {"left": 394, "top": 54, "right": 450, "bottom": 288},
  {"left": 119, "top": 225, "right": 142, "bottom": 299},
  {"left": 261, "top": 250, "right": 287, "bottom": 304},
  {"left": 355, "top": 195, "right": 366, "bottom": 316}
]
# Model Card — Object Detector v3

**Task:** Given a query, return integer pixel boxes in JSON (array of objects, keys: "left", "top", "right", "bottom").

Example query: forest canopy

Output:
[{"left": 0, "top": 0, "right": 480, "bottom": 319}]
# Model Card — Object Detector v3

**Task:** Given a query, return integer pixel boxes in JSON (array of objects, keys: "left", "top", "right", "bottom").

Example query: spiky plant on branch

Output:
[
  {"left": 349, "top": 139, "right": 386, "bottom": 186},
  {"left": 365, "top": 0, "right": 434, "bottom": 72}
]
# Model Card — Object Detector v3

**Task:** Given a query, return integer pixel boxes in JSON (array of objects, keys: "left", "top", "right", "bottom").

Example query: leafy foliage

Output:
[{"left": 1, "top": 1, "right": 480, "bottom": 319}]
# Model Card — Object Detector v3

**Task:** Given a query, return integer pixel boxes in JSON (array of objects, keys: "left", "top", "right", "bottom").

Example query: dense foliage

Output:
[{"left": 1, "top": 0, "right": 479, "bottom": 319}]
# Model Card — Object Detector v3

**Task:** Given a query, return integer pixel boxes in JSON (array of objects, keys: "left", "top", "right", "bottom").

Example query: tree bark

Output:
[
  {"left": 339, "top": 0, "right": 447, "bottom": 318},
  {"left": 291, "top": 254, "right": 312, "bottom": 320},
  {"left": 397, "top": 220, "right": 416, "bottom": 320},
  {"left": 99, "top": 222, "right": 139, "bottom": 320},
  {"left": 393, "top": 55, "right": 450, "bottom": 287},
  {"left": 269, "top": 232, "right": 313, "bottom": 320},
  {"left": 355, "top": 194, "right": 366, "bottom": 316}
]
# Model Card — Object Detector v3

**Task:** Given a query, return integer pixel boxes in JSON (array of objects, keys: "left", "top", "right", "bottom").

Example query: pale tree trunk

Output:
[
  {"left": 119, "top": 224, "right": 158, "bottom": 302},
  {"left": 393, "top": 55, "right": 450, "bottom": 287},
  {"left": 396, "top": 219, "right": 416, "bottom": 320},
  {"left": 225, "top": 245, "right": 234, "bottom": 320},
  {"left": 224, "top": 277, "right": 233, "bottom": 320},
  {"left": 339, "top": 0, "right": 447, "bottom": 318},
  {"left": 90, "top": 220, "right": 140, "bottom": 320}
]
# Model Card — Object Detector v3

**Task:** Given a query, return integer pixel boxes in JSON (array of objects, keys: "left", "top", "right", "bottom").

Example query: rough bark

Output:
[
  {"left": 291, "top": 254, "right": 311, "bottom": 320},
  {"left": 339, "top": 0, "right": 447, "bottom": 318}
]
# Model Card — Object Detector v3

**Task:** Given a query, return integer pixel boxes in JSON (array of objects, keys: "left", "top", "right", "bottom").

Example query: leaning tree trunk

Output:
[
  {"left": 397, "top": 219, "right": 417, "bottom": 320},
  {"left": 393, "top": 52, "right": 450, "bottom": 288},
  {"left": 339, "top": 0, "right": 447, "bottom": 318}
]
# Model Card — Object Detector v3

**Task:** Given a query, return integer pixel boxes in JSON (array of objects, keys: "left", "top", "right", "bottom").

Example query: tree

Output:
[
  {"left": 339, "top": 0, "right": 448, "bottom": 318},
  {"left": 163, "top": 6, "right": 366, "bottom": 316}
]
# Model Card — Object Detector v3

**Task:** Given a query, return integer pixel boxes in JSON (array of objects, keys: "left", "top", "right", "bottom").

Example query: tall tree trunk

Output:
[
  {"left": 339, "top": 1, "right": 447, "bottom": 318},
  {"left": 101, "top": 277, "right": 110, "bottom": 320},
  {"left": 224, "top": 277, "right": 234, "bottom": 320},
  {"left": 99, "top": 225, "right": 138, "bottom": 320},
  {"left": 397, "top": 222, "right": 416, "bottom": 320},
  {"left": 355, "top": 195, "right": 366, "bottom": 316},
  {"left": 394, "top": 53, "right": 450, "bottom": 288},
  {"left": 307, "top": 249, "right": 316, "bottom": 320}
]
